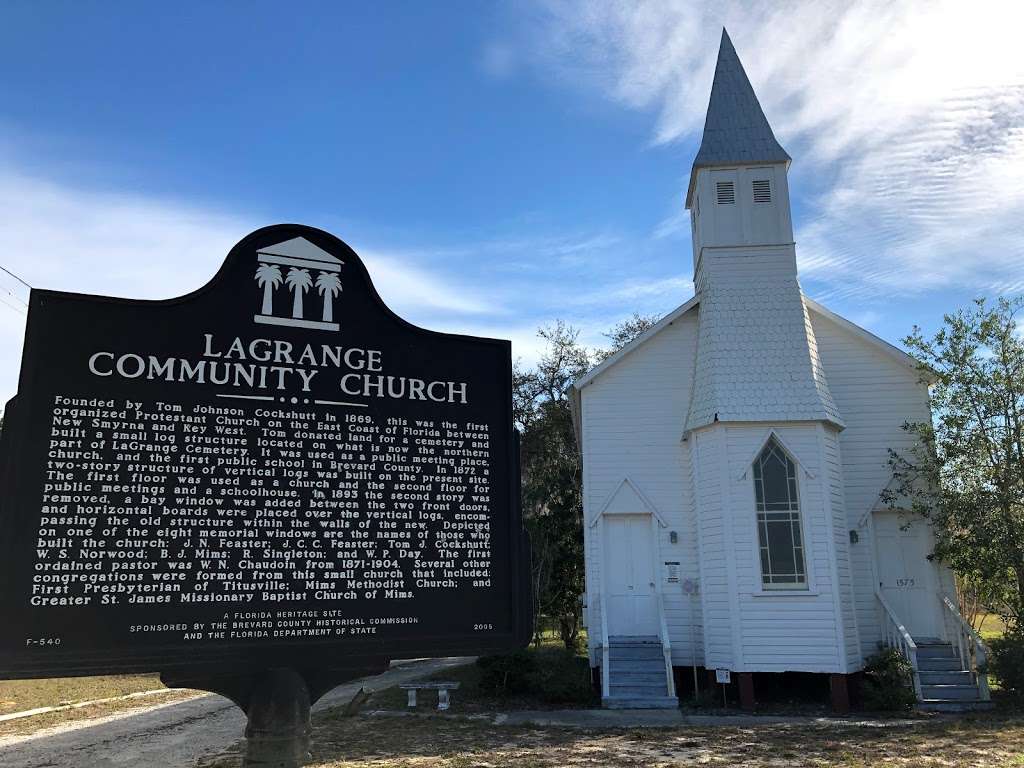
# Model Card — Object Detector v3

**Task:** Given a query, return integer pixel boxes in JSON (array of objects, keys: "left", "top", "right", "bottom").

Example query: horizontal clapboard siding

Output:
[
  {"left": 810, "top": 309, "right": 940, "bottom": 661},
  {"left": 722, "top": 424, "right": 844, "bottom": 672},
  {"left": 581, "top": 311, "right": 703, "bottom": 667}
]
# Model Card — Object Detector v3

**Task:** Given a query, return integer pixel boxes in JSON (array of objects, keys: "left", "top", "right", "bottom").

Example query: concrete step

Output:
[
  {"left": 917, "top": 657, "right": 964, "bottom": 672},
  {"left": 602, "top": 695, "right": 679, "bottom": 710},
  {"left": 919, "top": 670, "right": 974, "bottom": 686},
  {"left": 919, "top": 700, "right": 995, "bottom": 713},
  {"left": 920, "top": 684, "right": 982, "bottom": 701}
]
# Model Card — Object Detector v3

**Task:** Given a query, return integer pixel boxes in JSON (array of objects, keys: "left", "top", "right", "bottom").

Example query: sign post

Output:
[{"left": 0, "top": 225, "right": 531, "bottom": 765}]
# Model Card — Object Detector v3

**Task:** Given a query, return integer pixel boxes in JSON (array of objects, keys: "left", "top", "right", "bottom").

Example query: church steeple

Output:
[
  {"left": 686, "top": 29, "right": 790, "bottom": 207},
  {"left": 683, "top": 29, "right": 842, "bottom": 434}
]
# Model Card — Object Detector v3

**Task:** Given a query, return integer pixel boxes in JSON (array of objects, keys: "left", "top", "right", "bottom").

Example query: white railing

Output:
[
  {"left": 597, "top": 590, "right": 610, "bottom": 699},
  {"left": 876, "top": 591, "right": 923, "bottom": 700},
  {"left": 942, "top": 595, "right": 991, "bottom": 701},
  {"left": 656, "top": 589, "right": 677, "bottom": 699}
]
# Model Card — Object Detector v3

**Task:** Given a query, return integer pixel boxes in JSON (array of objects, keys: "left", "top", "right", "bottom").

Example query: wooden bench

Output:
[{"left": 398, "top": 681, "right": 461, "bottom": 711}]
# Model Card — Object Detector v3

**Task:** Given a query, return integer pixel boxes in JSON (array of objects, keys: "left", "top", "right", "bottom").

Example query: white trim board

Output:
[
  {"left": 588, "top": 477, "right": 669, "bottom": 529},
  {"left": 734, "top": 427, "right": 816, "bottom": 481}
]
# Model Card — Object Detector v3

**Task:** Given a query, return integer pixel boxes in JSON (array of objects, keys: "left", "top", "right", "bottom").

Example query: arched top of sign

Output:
[{"left": 35, "top": 224, "right": 499, "bottom": 348}]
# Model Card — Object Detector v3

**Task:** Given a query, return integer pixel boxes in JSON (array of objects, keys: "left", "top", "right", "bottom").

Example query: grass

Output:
[
  {"left": 980, "top": 613, "right": 1009, "bottom": 642},
  {"left": 0, "top": 673, "right": 165, "bottom": 715},
  {"left": 0, "top": 673, "right": 203, "bottom": 736},
  {"left": 197, "top": 710, "right": 1024, "bottom": 768}
]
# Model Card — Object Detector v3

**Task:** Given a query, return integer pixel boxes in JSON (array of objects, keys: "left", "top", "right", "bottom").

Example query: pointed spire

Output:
[{"left": 688, "top": 29, "right": 789, "bottom": 201}]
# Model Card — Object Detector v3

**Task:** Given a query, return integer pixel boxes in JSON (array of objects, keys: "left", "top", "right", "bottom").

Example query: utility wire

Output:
[
  {"left": 0, "top": 282, "right": 28, "bottom": 308},
  {"left": 0, "top": 264, "right": 33, "bottom": 291},
  {"left": 0, "top": 295, "right": 26, "bottom": 317}
]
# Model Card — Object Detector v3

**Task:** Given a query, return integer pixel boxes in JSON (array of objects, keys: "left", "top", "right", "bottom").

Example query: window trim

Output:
[{"left": 750, "top": 435, "right": 811, "bottom": 592}]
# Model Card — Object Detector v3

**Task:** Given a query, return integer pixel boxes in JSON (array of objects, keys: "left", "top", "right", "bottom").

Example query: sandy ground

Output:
[
  {"left": 201, "top": 710, "right": 1024, "bottom": 768},
  {"left": 0, "top": 658, "right": 472, "bottom": 768}
]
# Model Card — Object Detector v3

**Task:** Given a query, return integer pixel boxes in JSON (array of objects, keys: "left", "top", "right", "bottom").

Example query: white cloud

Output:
[
  {"left": 0, "top": 169, "right": 504, "bottom": 405},
  {"left": 349, "top": 248, "right": 497, "bottom": 317},
  {"left": 529, "top": 0, "right": 1024, "bottom": 300},
  {"left": 571, "top": 274, "right": 693, "bottom": 306}
]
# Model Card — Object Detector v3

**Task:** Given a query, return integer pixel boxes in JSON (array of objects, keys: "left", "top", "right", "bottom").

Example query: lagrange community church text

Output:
[{"left": 85, "top": 334, "right": 471, "bottom": 404}]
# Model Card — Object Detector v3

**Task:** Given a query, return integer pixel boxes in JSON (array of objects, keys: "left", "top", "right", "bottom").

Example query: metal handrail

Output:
[
  {"left": 942, "top": 595, "right": 991, "bottom": 701},
  {"left": 656, "top": 589, "right": 676, "bottom": 698},
  {"left": 876, "top": 590, "right": 923, "bottom": 700},
  {"left": 597, "top": 590, "right": 610, "bottom": 699}
]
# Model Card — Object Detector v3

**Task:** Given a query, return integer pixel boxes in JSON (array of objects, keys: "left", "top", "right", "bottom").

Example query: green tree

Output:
[
  {"left": 595, "top": 312, "right": 660, "bottom": 362},
  {"left": 885, "top": 297, "right": 1024, "bottom": 630},
  {"left": 516, "top": 322, "right": 591, "bottom": 649}
]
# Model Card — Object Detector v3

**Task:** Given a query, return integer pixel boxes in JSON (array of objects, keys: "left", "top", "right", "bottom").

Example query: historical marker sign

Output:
[{"left": 0, "top": 224, "right": 530, "bottom": 679}]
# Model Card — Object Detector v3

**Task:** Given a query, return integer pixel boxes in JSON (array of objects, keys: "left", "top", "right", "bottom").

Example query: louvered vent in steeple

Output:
[
  {"left": 716, "top": 181, "right": 735, "bottom": 204},
  {"left": 752, "top": 179, "right": 771, "bottom": 203}
]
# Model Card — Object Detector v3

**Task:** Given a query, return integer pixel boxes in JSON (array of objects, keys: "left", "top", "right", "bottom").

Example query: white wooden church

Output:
[{"left": 571, "top": 30, "right": 989, "bottom": 712}]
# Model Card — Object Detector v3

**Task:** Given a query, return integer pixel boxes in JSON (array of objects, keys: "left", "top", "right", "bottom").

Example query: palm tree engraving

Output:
[
  {"left": 254, "top": 263, "right": 283, "bottom": 316},
  {"left": 315, "top": 271, "right": 342, "bottom": 323},
  {"left": 285, "top": 267, "right": 313, "bottom": 319}
]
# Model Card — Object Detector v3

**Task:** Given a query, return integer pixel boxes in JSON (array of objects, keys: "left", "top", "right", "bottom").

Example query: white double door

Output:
[
  {"left": 604, "top": 514, "right": 659, "bottom": 637},
  {"left": 874, "top": 512, "right": 941, "bottom": 640}
]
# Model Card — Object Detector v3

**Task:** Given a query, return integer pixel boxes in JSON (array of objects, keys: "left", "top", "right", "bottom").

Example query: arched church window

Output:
[{"left": 752, "top": 437, "right": 807, "bottom": 589}]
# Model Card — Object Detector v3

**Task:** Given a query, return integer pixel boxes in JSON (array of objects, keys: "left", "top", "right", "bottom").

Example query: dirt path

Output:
[{"left": 0, "top": 658, "right": 472, "bottom": 768}]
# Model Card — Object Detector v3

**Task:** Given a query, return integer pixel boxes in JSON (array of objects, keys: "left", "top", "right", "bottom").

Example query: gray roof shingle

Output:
[{"left": 687, "top": 29, "right": 790, "bottom": 203}]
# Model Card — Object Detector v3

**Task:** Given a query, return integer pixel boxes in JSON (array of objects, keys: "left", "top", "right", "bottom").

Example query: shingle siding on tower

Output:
[{"left": 684, "top": 248, "right": 844, "bottom": 432}]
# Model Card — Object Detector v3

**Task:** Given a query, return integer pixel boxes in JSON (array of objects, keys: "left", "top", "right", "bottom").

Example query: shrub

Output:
[
  {"left": 475, "top": 647, "right": 597, "bottom": 705},
  {"left": 862, "top": 648, "right": 916, "bottom": 712},
  {"left": 476, "top": 649, "right": 536, "bottom": 695},
  {"left": 530, "top": 648, "right": 594, "bottom": 704},
  {"left": 989, "top": 630, "right": 1024, "bottom": 696}
]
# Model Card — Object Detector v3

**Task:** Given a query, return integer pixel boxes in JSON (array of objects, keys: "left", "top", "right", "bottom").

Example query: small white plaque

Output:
[
  {"left": 715, "top": 668, "right": 731, "bottom": 685},
  {"left": 664, "top": 561, "right": 680, "bottom": 583}
]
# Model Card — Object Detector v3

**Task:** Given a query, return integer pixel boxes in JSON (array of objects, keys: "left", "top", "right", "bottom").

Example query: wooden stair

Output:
[
  {"left": 602, "top": 636, "right": 678, "bottom": 710},
  {"left": 915, "top": 641, "right": 993, "bottom": 712}
]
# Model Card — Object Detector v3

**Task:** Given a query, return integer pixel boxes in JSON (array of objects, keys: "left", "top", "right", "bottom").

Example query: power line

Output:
[
  {"left": 0, "top": 282, "right": 28, "bottom": 308},
  {"left": 0, "top": 264, "right": 32, "bottom": 291},
  {"left": 0, "top": 295, "right": 26, "bottom": 317}
]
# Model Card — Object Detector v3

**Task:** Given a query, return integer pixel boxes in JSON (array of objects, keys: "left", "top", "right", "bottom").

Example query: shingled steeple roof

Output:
[{"left": 686, "top": 29, "right": 790, "bottom": 205}]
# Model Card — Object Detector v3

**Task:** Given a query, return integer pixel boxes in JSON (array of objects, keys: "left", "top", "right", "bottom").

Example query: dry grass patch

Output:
[
  {"left": 0, "top": 687, "right": 202, "bottom": 736},
  {"left": 199, "top": 710, "right": 1024, "bottom": 768},
  {"left": 0, "top": 673, "right": 165, "bottom": 715}
]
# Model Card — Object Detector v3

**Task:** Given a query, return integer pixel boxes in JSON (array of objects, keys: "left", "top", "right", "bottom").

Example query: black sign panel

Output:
[{"left": 0, "top": 225, "right": 530, "bottom": 678}]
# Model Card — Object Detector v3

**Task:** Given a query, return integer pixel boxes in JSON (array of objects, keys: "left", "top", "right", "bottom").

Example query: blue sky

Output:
[{"left": 1, "top": 1, "right": 1023, "bottom": 403}]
